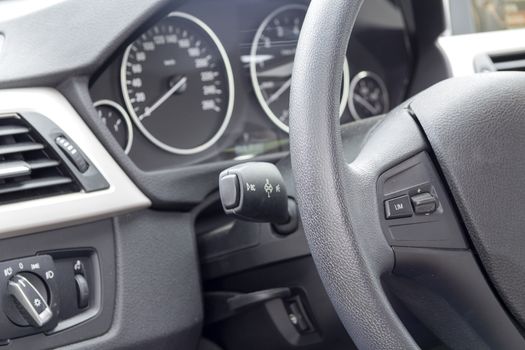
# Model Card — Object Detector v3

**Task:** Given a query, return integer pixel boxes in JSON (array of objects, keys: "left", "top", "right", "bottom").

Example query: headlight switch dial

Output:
[
  {"left": 0, "top": 255, "right": 60, "bottom": 341},
  {"left": 8, "top": 273, "right": 52, "bottom": 327}
]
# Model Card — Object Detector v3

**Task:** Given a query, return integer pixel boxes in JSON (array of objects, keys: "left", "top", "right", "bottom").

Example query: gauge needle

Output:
[
  {"left": 257, "top": 61, "right": 294, "bottom": 78},
  {"left": 354, "top": 94, "right": 380, "bottom": 115},
  {"left": 266, "top": 78, "right": 292, "bottom": 105},
  {"left": 139, "top": 76, "right": 188, "bottom": 120},
  {"left": 241, "top": 54, "right": 274, "bottom": 65}
]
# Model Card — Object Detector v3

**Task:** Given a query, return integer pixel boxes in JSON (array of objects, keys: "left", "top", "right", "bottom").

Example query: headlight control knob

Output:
[{"left": 7, "top": 273, "right": 52, "bottom": 328}]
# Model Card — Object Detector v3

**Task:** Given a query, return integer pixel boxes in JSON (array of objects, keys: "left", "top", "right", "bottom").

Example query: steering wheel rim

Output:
[{"left": 289, "top": 1, "right": 419, "bottom": 348}]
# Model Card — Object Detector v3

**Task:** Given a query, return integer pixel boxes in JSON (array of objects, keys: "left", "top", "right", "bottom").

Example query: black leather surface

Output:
[
  {"left": 410, "top": 72, "right": 525, "bottom": 331},
  {"left": 289, "top": 0, "right": 423, "bottom": 348}
]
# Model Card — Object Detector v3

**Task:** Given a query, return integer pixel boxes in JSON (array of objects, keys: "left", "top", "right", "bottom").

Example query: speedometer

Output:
[
  {"left": 121, "top": 12, "right": 234, "bottom": 155},
  {"left": 250, "top": 4, "right": 350, "bottom": 133}
]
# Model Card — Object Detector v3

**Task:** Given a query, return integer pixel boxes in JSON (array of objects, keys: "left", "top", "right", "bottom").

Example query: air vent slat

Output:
[
  {"left": 0, "top": 176, "right": 73, "bottom": 195},
  {"left": 0, "top": 142, "right": 44, "bottom": 156},
  {"left": 27, "top": 159, "right": 60, "bottom": 170},
  {"left": 0, "top": 114, "right": 80, "bottom": 204},
  {"left": 0, "top": 160, "right": 61, "bottom": 180},
  {"left": 0, "top": 161, "right": 31, "bottom": 179},
  {"left": 0, "top": 125, "right": 29, "bottom": 137}
]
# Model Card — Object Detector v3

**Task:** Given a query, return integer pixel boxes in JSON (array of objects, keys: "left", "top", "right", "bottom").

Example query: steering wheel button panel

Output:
[
  {"left": 377, "top": 152, "right": 467, "bottom": 249},
  {"left": 384, "top": 195, "right": 412, "bottom": 219}
]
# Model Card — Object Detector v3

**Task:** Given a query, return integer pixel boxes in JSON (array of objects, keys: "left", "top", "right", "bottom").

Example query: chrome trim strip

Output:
[
  {"left": 0, "top": 161, "right": 31, "bottom": 179},
  {"left": 93, "top": 99, "right": 134, "bottom": 154},
  {"left": 249, "top": 4, "right": 350, "bottom": 133}
]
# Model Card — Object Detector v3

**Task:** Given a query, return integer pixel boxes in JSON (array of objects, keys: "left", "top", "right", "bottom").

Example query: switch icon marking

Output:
[
  {"left": 74, "top": 260, "right": 82, "bottom": 273},
  {"left": 264, "top": 179, "right": 273, "bottom": 198},
  {"left": 45, "top": 270, "right": 54, "bottom": 280},
  {"left": 4, "top": 267, "right": 13, "bottom": 277}
]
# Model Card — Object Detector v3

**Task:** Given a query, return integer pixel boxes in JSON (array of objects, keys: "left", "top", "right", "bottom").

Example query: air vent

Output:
[
  {"left": 0, "top": 114, "right": 80, "bottom": 204},
  {"left": 490, "top": 52, "right": 525, "bottom": 72},
  {"left": 474, "top": 52, "right": 525, "bottom": 73}
]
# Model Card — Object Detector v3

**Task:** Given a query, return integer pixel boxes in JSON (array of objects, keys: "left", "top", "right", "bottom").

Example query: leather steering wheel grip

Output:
[{"left": 289, "top": 0, "right": 419, "bottom": 348}]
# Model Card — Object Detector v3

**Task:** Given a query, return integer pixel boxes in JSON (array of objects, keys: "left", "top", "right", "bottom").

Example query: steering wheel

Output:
[{"left": 289, "top": 0, "right": 525, "bottom": 349}]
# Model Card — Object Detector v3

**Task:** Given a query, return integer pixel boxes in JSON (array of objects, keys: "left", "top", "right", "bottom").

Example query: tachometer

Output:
[
  {"left": 121, "top": 12, "right": 234, "bottom": 155},
  {"left": 250, "top": 4, "right": 350, "bottom": 133}
]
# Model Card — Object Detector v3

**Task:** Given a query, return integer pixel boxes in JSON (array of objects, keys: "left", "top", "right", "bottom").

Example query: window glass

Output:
[{"left": 472, "top": 0, "right": 525, "bottom": 31}]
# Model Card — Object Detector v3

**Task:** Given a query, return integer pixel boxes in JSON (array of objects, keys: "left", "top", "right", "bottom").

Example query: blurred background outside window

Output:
[{"left": 472, "top": 0, "right": 525, "bottom": 31}]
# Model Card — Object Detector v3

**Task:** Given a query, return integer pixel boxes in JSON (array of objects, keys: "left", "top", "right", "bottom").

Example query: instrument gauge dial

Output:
[
  {"left": 348, "top": 71, "right": 389, "bottom": 120},
  {"left": 121, "top": 12, "right": 234, "bottom": 155},
  {"left": 250, "top": 4, "right": 350, "bottom": 133},
  {"left": 94, "top": 99, "right": 133, "bottom": 154}
]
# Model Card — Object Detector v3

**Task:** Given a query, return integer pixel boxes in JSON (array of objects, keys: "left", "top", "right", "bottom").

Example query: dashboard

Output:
[
  {"left": 0, "top": 0, "right": 473, "bottom": 348},
  {"left": 89, "top": 0, "right": 413, "bottom": 171}
]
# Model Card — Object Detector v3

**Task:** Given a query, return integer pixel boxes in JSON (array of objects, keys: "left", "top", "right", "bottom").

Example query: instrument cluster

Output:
[{"left": 89, "top": 0, "right": 411, "bottom": 171}]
